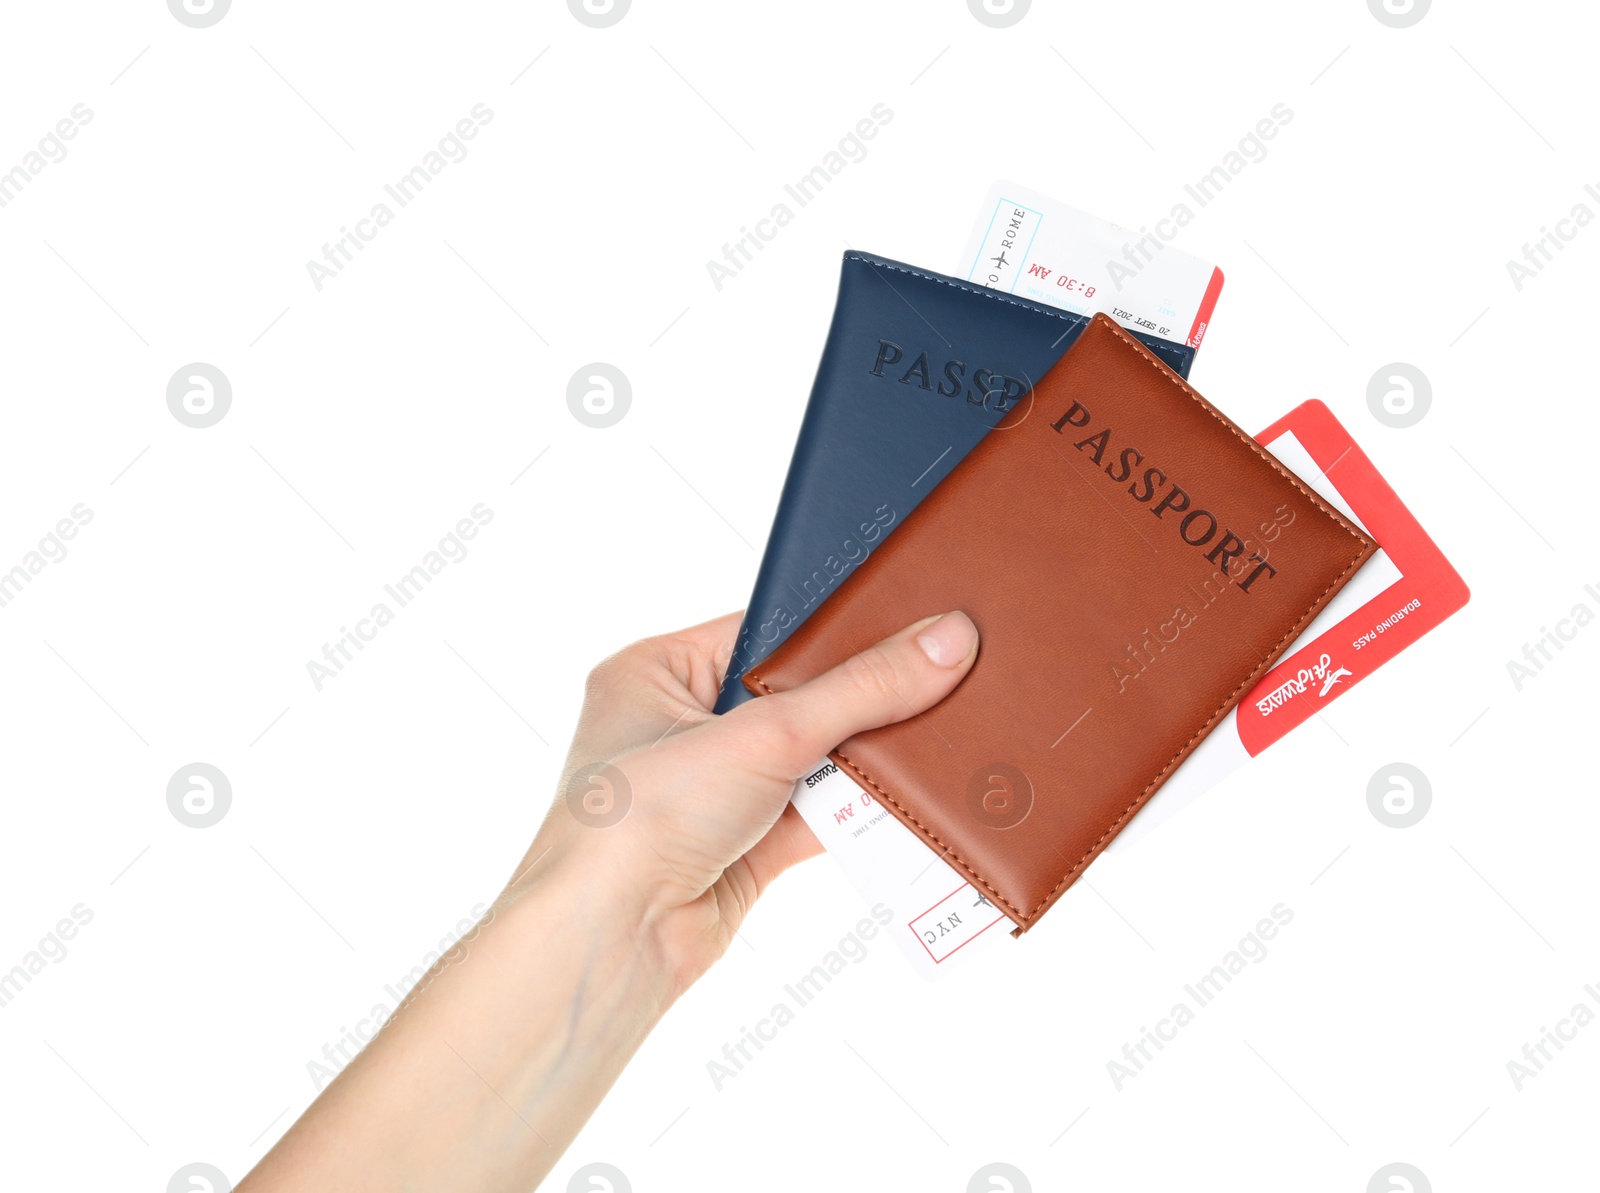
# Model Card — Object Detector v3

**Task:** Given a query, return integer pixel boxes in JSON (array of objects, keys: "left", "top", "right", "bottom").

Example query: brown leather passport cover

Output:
[{"left": 744, "top": 314, "right": 1377, "bottom": 933}]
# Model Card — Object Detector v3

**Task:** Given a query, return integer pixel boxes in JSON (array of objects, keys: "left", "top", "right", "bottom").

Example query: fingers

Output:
[
  {"left": 657, "top": 609, "right": 745, "bottom": 663},
  {"left": 740, "top": 805, "right": 824, "bottom": 897},
  {"left": 655, "top": 609, "right": 745, "bottom": 706},
  {"left": 570, "top": 611, "right": 745, "bottom": 760},
  {"left": 728, "top": 611, "right": 979, "bottom": 779}
]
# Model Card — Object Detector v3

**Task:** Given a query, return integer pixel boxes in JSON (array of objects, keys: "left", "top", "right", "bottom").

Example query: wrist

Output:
[{"left": 501, "top": 828, "right": 703, "bottom": 1005}]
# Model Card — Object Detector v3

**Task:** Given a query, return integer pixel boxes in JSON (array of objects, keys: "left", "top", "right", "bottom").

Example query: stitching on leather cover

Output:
[
  {"left": 746, "top": 306, "right": 1376, "bottom": 930},
  {"left": 746, "top": 676, "right": 1024, "bottom": 914},
  {"left": 1009, "top": 547, "right": 1367, "bottom": 925},
  {"left": 842, "top": 253, "right": 1192, "bottom": 369},
  {"left": 744, "top": 673, "right": 1027, "bottom": 915},
  {"left": 831, "top": 743, "right": 1019, "bottom": 910},
  {"left": 1094, "top": 316, "right": 1369, "bottom": 545},
  {"left": 750, "top": 540, "right": 1368, "bottom": 927}
]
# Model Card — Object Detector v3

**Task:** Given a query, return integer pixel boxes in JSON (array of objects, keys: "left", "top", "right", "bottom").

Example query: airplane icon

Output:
[
  {"left": 1318, "top": 666, "right": 1353, "bottom": 697},
  {"left": 990, "top": 251, "right": 1009, "bottom": 269}
]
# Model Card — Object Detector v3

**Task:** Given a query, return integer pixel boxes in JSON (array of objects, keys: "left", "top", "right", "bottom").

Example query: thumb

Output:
[{"left": 730, "top": 611, "right": 979, "bottom": 779}]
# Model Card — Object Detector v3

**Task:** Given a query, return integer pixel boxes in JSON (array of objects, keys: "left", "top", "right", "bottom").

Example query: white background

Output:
[{"left": 1, "top": 1, "right": 1595, "bottom": 1190}]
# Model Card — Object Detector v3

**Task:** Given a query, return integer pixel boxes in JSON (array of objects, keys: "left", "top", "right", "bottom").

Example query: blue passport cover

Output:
[{"left": 715, "top": 250, "right": 1198, "bottom": 712}]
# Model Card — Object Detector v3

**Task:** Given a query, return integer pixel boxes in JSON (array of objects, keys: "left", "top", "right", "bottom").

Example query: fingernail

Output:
[{"left": 916, "top": 612, "right": 977, "bottom": 667}]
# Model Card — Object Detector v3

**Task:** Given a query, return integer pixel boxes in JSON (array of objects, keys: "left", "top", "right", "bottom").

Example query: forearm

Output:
[
  {"left": 241, "top": 853, "right": 679, "bottom": 1192},
  {"left": 238, "top": 610, "right": 975, "bottom": 1190}
]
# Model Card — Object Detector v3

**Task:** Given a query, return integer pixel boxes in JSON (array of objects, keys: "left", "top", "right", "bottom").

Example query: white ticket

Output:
[
  {"left": 790, "top": 760, "right": 1008, "bottom": 981},
  {"left": 958, "top": 179, "right": 1225, "bottom": 349}
]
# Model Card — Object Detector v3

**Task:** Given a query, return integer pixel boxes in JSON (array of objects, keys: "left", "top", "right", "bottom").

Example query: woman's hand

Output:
[
  {"left": 516, "top": 608, "right": 980, "bottom": 996},
  {"left": 241, "top": 609, "right": 978, "bottom": 1193}
]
